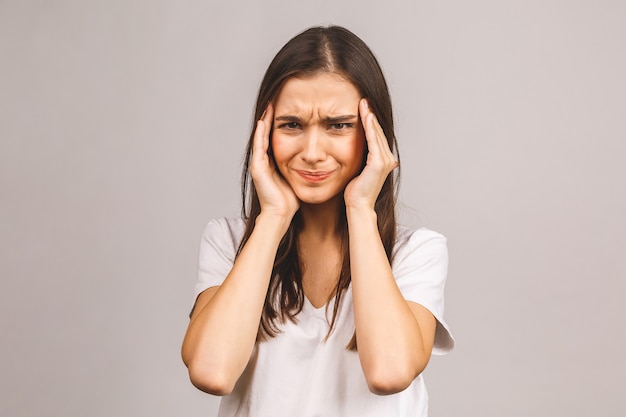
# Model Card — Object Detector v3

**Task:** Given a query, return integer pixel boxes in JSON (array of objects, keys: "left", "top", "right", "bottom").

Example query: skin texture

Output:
[{"left": 181, "top": 72, "right": 437, "bottom": 396}]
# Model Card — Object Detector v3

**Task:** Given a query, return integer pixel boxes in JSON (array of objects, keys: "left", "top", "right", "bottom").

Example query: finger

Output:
[
  {"left": 261, "top": 102, "right": 274, "bottom": 126},
  {"left": 368, "top": 111, "right": 390, "bottom": 157},
  {"left": 253, "top": 104, "right": 274, "bottom": 160},
  {"left": 361, "top": 99, "right": 385, "bottom": 150},
  {"left": 360, "top": 100, "right": 388, "bottom": 166},
  {"left": 360, "top": 99, "right": 397, "bottom": 170},
  {"left": 252, "top": 119, "right": 267, "bottom": 164},
  {"left": 362, "top": 102, "right": 395, "bottom": 163},
  {"left": 262, "top": 103, "right": 274, "bottom": 156},
  {"left": 359, "top": 99, "right": 378, "bottom": 152}
]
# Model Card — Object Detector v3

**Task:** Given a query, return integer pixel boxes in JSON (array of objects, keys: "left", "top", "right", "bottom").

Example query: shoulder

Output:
[
  {"left": 201, "top": 217, "right": 246, "bottom": 245},
  {"left": 391, "top": 225, "right": 448, "bottom": 285},
  {"left": 198, "top": 217, "right": 247, "bottom": 263},
  {"left": 203, "top": 217, "right": 246, "bottom": 233},
  {"left": 395, "top": 225, "right": 446, "bottom": 245},
  {"left": 195, "top": 217, "right": 247, "bottom": 299},
  {"left": 392, "top": 226, "right": 454, "bottom": 353},
  {"left": 393, "top": 226, "right": 447, "bottom": 263}
]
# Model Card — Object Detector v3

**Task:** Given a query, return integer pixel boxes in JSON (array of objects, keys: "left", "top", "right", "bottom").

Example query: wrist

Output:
[
  {"left": 346, "top": 205, "right": 377, "bottom": 224},
  {"left": 255, "top": 212, "right": 294, "bottom": 238}
]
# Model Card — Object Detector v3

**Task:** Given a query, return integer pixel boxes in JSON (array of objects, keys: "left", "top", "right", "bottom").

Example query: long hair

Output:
[{"left": 238, "top": 26, "right": 399, "bottom": 349}]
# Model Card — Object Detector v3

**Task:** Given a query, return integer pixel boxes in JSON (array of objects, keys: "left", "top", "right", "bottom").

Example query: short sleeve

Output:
[
  {"left": 392, "top": 227, "right": 455, "bottom": 355},
  {"left": 193, "top": 217, "right": 245, "bottom": 305}
]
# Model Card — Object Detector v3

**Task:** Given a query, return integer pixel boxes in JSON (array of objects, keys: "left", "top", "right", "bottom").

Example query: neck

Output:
[{"left": 298, "top": 195, "right": 344, "bottom": 241}]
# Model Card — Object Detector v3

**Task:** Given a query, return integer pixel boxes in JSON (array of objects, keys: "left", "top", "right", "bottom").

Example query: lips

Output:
[{"left": 295, "top": 169, "right": 334, "bottom": 183}]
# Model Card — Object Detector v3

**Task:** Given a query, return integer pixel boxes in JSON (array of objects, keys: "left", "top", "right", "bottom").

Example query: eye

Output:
[
  {"left": 330, "top": 123, "right": 353, "bottom": 130},
  {"left": 278, "top": 122, "right": 301, "bottom": 130}
]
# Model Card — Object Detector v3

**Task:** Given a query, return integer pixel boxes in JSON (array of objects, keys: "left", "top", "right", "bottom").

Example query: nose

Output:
[{"left": 300, "top": 130, "right": 326, "bottom": 164}]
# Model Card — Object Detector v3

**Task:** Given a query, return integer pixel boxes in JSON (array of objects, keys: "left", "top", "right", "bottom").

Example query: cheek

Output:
[
  {"left": 270, "top": 137, "right": 293, "bottom": 167},
  {"left": 347, "top": 134, "right": 367, "bottom": 169}
]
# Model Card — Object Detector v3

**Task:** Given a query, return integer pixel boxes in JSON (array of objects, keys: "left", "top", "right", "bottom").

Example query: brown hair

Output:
[{"left": 239, "top": 26, "right": 400, "bottom": 349}]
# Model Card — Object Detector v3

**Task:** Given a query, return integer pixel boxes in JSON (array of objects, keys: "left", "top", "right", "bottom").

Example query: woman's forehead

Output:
[{"left": 274, "top": 73, "right": 361, "bottom": 115}]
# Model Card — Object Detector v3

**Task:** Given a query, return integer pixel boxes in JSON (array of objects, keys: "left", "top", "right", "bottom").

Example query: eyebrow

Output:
[{"left": 274, "top": 115, "right": 358, "bottom": 123}]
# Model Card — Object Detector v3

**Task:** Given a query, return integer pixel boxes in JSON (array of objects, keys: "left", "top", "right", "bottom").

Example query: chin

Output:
[{"left": 296, "top": 191, "right": 344, "bottom": 206}]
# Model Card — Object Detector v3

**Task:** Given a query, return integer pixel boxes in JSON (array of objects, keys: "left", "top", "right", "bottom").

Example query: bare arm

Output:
[
  {"left": 182, "top": 214, "right": 291, "bottom": 395},
  {"left": 345, "top": 99, "right": 437, "bottom": 395},
  {"left": 347, "top": 207, "right": 436, "bottom": 395},
  {"left": 181, "top": 105, "right": 298, "bottom": 395}
]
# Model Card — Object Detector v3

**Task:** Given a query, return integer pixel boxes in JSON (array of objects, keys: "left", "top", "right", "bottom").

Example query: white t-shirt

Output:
[{"left": 194, "top": 217, "right": 454, "bottom": 417}]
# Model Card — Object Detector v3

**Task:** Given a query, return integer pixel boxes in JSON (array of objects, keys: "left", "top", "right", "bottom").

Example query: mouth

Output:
[{"left": 295, "top": 169, "right": 334, "bottom": 183}]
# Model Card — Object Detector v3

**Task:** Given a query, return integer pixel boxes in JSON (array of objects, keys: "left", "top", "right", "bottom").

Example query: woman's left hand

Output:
[{"left": 344, "top": 98, "right": 398, "bottom": 210}]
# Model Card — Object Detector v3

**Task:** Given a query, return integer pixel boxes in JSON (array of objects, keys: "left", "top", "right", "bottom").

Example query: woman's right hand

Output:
[{"left": 250, "top": 103, "right": 299, "bottom": 221}]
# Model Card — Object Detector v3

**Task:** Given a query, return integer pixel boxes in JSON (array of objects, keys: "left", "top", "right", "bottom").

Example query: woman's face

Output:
[{"left": 271, "top": 72, "right": 366, "bottom": 206}]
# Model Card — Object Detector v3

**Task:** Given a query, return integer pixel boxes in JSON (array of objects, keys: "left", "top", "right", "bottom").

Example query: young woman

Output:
[{"left": 182, "top": 26, "right": 454, "bottom": 417}]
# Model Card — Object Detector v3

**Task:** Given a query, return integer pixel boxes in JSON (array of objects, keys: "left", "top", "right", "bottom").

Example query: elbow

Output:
[
  {"left": 181, "top": 345, "right": 234, "bottom": 395},
  {"left": 181, "top": 340, "right": 242, "bottom": 396},
  {"left": 365, "top": 371, "right": 414, "bottom": 396},
  {"left": 364, "top": 361, "right": 428, "bottom": 396},
  {"left": 187, "top": 363, "right": 236, "bottom": 396},
  {"left": 182, "top": 348, "right": 236, "bottom": 396}
]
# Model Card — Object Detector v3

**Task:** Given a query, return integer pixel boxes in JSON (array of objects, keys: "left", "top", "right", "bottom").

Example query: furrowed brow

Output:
[
  {"left": 324, "top": 115, "right": 358, "bottom": 124},
  {"left": 274, "top": 115, "right": 303, "bottom": 122}
]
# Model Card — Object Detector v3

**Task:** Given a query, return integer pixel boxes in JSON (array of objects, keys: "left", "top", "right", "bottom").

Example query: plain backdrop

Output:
[{"left": 1, "top": 1, "right": 625, "bottom": 416}]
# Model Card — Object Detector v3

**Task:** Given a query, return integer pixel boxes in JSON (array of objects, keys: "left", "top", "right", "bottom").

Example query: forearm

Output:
[
  {"left": 182, "top": 214, "right": 290, "bottom": 394},
  {"left": 347, "top": 207, "right": 429, "bottom": 394}
]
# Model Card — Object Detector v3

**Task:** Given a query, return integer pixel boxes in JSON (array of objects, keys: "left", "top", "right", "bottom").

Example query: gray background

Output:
[{"left": 1, "top": 0, "right": 624, "bottom": 416}]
